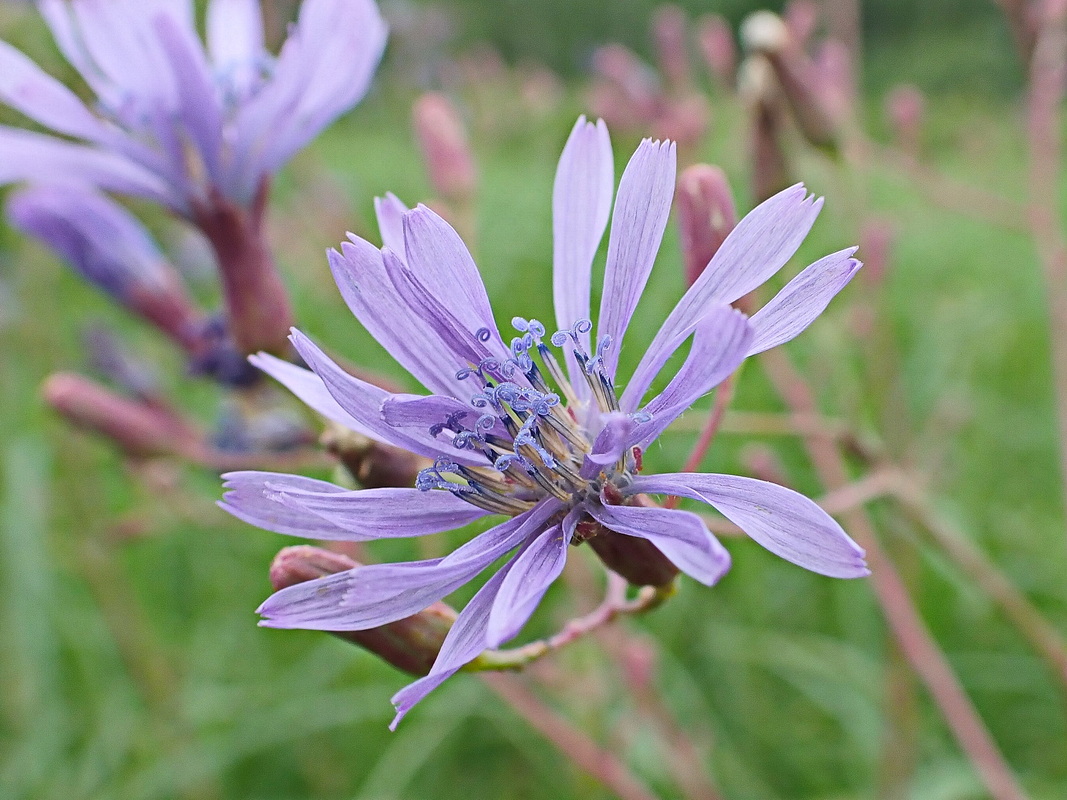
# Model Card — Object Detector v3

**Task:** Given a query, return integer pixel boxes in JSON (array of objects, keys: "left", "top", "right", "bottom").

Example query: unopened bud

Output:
[
  {"left": 677, "top": 164, "right": 737, "bottom": 286},
  {"left": 322, "top": 422, "right": 428, "bottom": 489},
  {"left": 592, "top": 44, "right": 661, "bottom": 122},
  {"left": 813, "top": 39, "right": 855, "bottom": 124},
  {"left": 7, "top": 186, "right": 205, "bottom": 350},
  {"left": 996, "top": 0, "right": 1039, "bottom": 64},
  {"left": 742, "top": 11, "right": 839, "bottom": 152},
  {"left": 859, "top": 219, "right": 895, "bottom": 287},
  {"left": 42, "top": 372, "right": 201, "bottom": 459},
  {"left": 885, "top": 84, "right": 925, "bottom": 161},
  {"left": 696, "top": 14, "right": 737, "bottom": 89},
  {"left": 269, "top": 545, "right": 456, "bottom": 676},
  {"left": 651, "top": 5, "right": 693, "bottom": 90},
  {"left": 652, "top": 94, "right": 710, "bottom": 155},
  {"left": 412, "top": 92, "right": 477, "bottom": 205},
  {"left": 783, "top": 0, "right": 820, "bottom": 48},
  {"left": 739, "top": 56, "right": 791, "bottom": 203}
]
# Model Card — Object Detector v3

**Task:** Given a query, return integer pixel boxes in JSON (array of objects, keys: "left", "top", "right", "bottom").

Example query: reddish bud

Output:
[
  {"left": 859, "top": 219, "right": 895, "bottom": 287},
  {"left": 813, "top": 39, "right": 855, "bottom": 125},
  {"left": 739, "top": 56, "right": 791, "bottom": 203},
  {"left": 696, "top": 14, "right": 737, "bottom": 89},
  {"left": 42, "top": 372, "right": 201, "bottom": 459},
  {"left": 591, "top": 44, "right": 661, "bottom": 123},
  {"left": 581, "top": 495, "right": 680, "bottom": 588},
  {"left": 652, "top": 93, "right": 710, "bottom": 155},
  {"left": 651, "top": 4, "right": 693, "bottom": 90},
  {"left": 742, "top": 11, "right": 839, "bottom": 151},
  {"left": 885, "top": 84, "right": 925, "bottom": 161},
  {"left": 677, "top": 164, "right": 737, "bottom": 287},
  {"left": 740, "top": 443, "right": 788, "bottom": 485},
  {"left": 783, "top": 0, "right": 820, "bottom": 48},
  {"left": 269, "top": 545, "right": 456, "bottom": 676},
  {"left": 321, "top": 423, "right": 428, "bottom": 489},
  {"left": 412, "top": 92, "right": 477, "bottom": 205}
]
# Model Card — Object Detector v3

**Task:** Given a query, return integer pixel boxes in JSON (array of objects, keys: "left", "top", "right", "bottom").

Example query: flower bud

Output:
[
  {"left": 859, "top": 219, "right": 895, "bottom": 288},
  {"left": 652, "top": 94, "right": 710, "bottom": 156},
  {"left": 739, "top": 56, "right": 791, "bottom": 203},
  {"left": 676, "top": 164, "right": 737, "bottom": 286},
  {"left": 269, "top": 545, "right": 456, "bottom": 676},
  {"left": 740, "top": 443, "right": 788, "bottom": 485},
  {"left": 590, "top": 44, "right": 661, "bottom": 125},
  {"left": 651, "top": 5, "right": 693, "bottom": 91},
  {"left": 42, "top": 372, "right": 201, "bottom": 459},
  {"left": 696, "top": 14, "right": 737, "bottom": 90},
  {"left": 741, "top": 11, "right": 839, "bottom": 152},
  {"left": 6, "top": 186, "right": 204, "bottom": 350},
  {"left": 813, "top": 39, "right": 855, "bottom": 125},
  {"left": 783, "top": 0, "right": 820, "bottom": 48},
  {"left": 412, "top": 92, "right": 477, "bottom": 205},
  {"left": 996, "top": 0, "right": 1039, "bottom": 63},
  {"left": 321, "top": 422, "right": 429, "bottom": 489},
  {"left": 885, "top": 84, "right": 925, "bottom": 161}
]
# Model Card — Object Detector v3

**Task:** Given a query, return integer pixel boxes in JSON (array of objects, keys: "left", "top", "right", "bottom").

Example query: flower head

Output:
[
  {"left": 220, "top": 117, "right": 867, "bottom": 727},
  {"left": 7, "top": 184, "right": 203, "bottom": 347},
  {"left": 0, "top": 0, "right": 387, "bottom": 215}
]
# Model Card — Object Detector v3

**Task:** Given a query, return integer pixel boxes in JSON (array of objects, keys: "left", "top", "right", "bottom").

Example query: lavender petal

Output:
[
  {"left": 634, "top": 184, "right": 822, "bottom": 385},
  {"left": 629, "top": 473, "right": 870, "bottom": 578},
  {"left": 328, "top": 235, "right": 483, "bottom": 397},
  {"left": 586, "top": 501, "right": 731, "bottom": 586},
  {"left": 0, "top": 126, "right": 171, "bottom": 206},
  {"left": 258, "top": 500, "right": 557, "bottom": 631},
  {"left": 630, "top": 305, "right": 752, "bottom": 446},
  {"left": 552, "top": 116, "right": 614, "bottom": 354},
  {"left": 597, "top": 137, "right": 677, "bottom": 380},
  {"left": 288, "top": 329, "right": 486, "bottom": 465},
  {"left": 748, "top": 249, "right": 861, "bottom": 356},
  {"left": 0, "top": 40, "right": 109, "bottom": 142},
  {"left": 222, "top": 471, "right": 489, "bottom": 541},
  {"left": 206, "top": 0, "right": 265, "bottom": 97},
  {"left": 486, "top": 523, "right": 568, "bottom": 646}
]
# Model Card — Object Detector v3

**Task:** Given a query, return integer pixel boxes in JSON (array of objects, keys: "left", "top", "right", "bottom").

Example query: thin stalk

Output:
[
  {"left": 892, "top": 474, "right": 1067, "bottom": 690},
  {"left": 1025, "top": 6, "right": 1067, "bottom": 530},
  {"left": 760, "top": 348, "right": 1029, "bottom": 800},
  {"left": 481, "top": 672, "right": 661, "bottom": 800}
]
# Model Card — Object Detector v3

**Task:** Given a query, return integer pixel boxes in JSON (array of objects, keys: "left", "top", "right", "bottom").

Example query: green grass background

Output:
[{"left": 1, "top": 3, "right": 1066, "bottom": 799}]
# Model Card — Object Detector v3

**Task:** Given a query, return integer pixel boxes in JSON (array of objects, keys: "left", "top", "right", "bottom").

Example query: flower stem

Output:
[
  {"left": 480, "top": 672, "right": 661, "bottom": 800},
  {"left": 760, "top": 347, "right": 1029, "bottom": 800},
  {"left": 467, "top": 573, "right": 673, "bottom": 671}
]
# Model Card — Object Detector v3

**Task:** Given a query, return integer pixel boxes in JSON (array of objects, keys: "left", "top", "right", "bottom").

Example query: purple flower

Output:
[
  {"left": 0, "top": 0, "right": 387, "bottom": 216},
  {"left": 220, "top": 117, "right": 867, "bottom": 727},
  {"left": 6, "top": 184, "right": 204, "bottom": 347}
]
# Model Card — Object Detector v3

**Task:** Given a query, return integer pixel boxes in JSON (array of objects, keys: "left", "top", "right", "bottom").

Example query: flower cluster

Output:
[
  {"left": 0, "top": 0, "right": 387, "bottom": 216},
  {"left": 222, "top": 117, "right": 867, "bottom": 727}
]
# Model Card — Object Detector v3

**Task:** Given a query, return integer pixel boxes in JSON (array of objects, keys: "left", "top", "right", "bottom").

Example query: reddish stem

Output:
[
  {"left": 194, "top": 181, "right": 294, "bottom": 356},
  {"left": 480, "top": 672, "right": 661, "bottom": 800},
  {"left": 760, "top": 348, "right": 1029, "bottom": 800}
]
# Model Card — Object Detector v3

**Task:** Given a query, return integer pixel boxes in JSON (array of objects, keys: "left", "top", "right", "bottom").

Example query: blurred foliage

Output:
[
  {"left": 0, "top": 2, "right": 1065, "bottom": 799},
  {"left": 430, "top": 0, "right": 1024, "bottom": 94}
]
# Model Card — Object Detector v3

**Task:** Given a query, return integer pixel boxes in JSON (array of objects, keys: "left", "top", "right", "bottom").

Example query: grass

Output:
[{"left": 1, "top": 41, "right": 1066, "bottom": 800}]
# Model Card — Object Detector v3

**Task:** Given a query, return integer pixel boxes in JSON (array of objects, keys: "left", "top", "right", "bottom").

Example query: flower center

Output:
[{"left": 415, "top": 318, "right": 649, "bottom": 521}]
